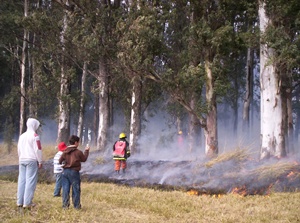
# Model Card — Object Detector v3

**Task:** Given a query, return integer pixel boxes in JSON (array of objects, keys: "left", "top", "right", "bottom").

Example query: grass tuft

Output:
[
  {"left": 205, "top": 148, "right": 251, "bottom": 168},
  {"left": 249, "top": 162, "right": 300, "bottom": 180}
]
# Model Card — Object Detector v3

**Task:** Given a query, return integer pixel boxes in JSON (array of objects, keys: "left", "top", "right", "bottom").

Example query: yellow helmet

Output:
[
  {"left": 119, "top": 132, "right": 126, "bottom": 139},
  {"left": 178, "top": 130, "right": 182, "bottom": 135}
]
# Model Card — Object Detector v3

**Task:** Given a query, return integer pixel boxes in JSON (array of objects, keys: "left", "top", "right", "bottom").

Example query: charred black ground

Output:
[{"left": 1, "top": 150, "right": 300, "bottom": 196}]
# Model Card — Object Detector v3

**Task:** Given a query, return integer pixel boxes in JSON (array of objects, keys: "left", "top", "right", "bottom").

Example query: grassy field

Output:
[
  {"left": 1, "top": 180, "right": 300, "bottom": 223},
  {"left": 1, "top": 144, "right": 300, "bottom": 222}
]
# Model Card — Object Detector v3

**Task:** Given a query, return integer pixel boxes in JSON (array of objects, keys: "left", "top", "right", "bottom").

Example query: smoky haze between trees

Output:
[{"left": 1, "top": 148, "right": 300, "bottom": 196}]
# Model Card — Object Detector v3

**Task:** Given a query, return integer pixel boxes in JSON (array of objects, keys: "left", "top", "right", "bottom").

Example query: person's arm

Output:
[
  {"left": 34, "top": 133, "right": 43, "bottom": 168},
  {"left": 126, "top": 141, "right": 130, "bottom": 158},
  {"left": 80, "top": 145, "right": 90, "bottom": 162}
]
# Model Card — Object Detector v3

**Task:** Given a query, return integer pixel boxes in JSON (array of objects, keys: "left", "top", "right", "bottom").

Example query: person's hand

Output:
[
  {"left": 38, "top": 163, "right": 43, "bottom": 169},
  {"left": 85, "top": 144, "right": 90, "bottom": 151}
]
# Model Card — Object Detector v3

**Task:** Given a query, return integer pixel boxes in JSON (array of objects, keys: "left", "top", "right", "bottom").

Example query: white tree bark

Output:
[
  {"left": 129, "top": 76, "right": 142, "bottom": 154},
  {"left": 57, "top": 11, "right": 70, "bottom": 143},
  {"left": 19, "top": 0, "right": 29, "bottom": 135},
  {"left": 77, "top": 61, "right": 87, "bottom": 139},
  {"left": 97, "top": 58, "right": 109, "bottom": 151},
  {"left": 92, "top": 89, "right": 99, "bottom": 146},
  {"left": 259, "top": 1, "right": 286, "bottom": 159}
]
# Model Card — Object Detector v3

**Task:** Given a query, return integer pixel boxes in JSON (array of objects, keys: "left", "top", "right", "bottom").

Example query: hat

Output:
[
  {"left": 58, "top": 142, "right": 67, "bottom": 151},
  {"left": 119, "top": 132, "right": 126, "bottom": 139}
]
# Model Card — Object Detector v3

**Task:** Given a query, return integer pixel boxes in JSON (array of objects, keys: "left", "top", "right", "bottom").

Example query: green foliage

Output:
[
  {"left": 0, "top": 0, "right": 298, "bottom": 151},
  {"left": 116, "top": 9, "right": 165, "bottom": 73},
  {"left": 263, "top": 0, "right": 300, "bottom": 70}
]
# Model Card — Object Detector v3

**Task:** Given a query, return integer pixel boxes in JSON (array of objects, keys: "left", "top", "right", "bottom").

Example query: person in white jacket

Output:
[{"left": 17, "top": 118, "right": 43, "bottom": 209}]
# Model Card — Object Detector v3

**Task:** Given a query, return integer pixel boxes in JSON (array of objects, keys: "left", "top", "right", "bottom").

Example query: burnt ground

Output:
[{"left": 1, "top": 150, "right": 300, "bottom": 196}]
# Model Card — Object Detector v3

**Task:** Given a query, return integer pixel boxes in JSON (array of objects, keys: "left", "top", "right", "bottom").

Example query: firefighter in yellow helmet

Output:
[{"left": 112, "top": 133, "right": 130, "bottom": 174}]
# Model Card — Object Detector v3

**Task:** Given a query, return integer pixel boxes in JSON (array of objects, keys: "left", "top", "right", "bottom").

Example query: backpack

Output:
[{"left": 113, "top": 141, "right": 126, "bottom": 157}]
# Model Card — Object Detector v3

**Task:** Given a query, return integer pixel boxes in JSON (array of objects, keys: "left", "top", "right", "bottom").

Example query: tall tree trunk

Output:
[
  {"left": 243, "top": 48, "right": 254, "bottom": 132},
  {"left": 77, "top": 61, "right": 87, "bottom": 140},
  {"left": 129, "top": 76, "right": 142, "bottom": 154},
  {"left": 294, "top": 87, "right": 300, "bottom": 148},
  {"left": 57, "top": 12, "right": 70, "bottom": 143},
  {"left": 259, "top": 1, "right": 286, "bottom": 159},
  {"left": 204, "top": 60, "right": 218, "bottom": 157},
  {"left": 19, "top": 0, "right": 29, "bottom": 135},
  {"left": 92, "top": 88, "right": 99, "bottom": 146},
  {"left": 176, "top": 116, "right": 182, "bottom": 133},
  {"left": 188, "top": 94, "right": 198, "bottom": 153},
  {"left": 28, "top": 31, "right": 38, "bottom": 117},
  {"left": 97, "top": 58, "right": 109, "bottom": 151},
  {"left": 283, "top": 72, "right": 294, "bottom": 154},
  {"left": 233, "top": 70, "right": 239, "bottom": 136},
  {"left": 108, "top": 91, "right": 113, "bottom": 141}
]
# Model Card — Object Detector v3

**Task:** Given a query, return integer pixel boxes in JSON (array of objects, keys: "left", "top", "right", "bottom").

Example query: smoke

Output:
[
  {"left": 39, "top": 119, "right": 58, "bottom": 145},
  {"left": 38, "top": 102, "right": 300, "bottom": 194}
]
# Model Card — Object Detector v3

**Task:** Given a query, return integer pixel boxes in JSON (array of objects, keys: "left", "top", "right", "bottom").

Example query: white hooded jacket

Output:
[{"left": 18, "top": 118, "right": 43, "bottom": 164}]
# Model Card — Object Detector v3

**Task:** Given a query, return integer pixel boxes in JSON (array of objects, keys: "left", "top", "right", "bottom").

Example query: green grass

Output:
[{"left": 1, "top": 180, "right": 300, "bottom": 223}]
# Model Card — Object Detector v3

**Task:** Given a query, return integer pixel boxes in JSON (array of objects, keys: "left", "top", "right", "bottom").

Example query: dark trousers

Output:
[
  {"left": 53, "top": 173, "right": 62, "bottom": 196},
  {"left": 62, "top": 169, "right": 81, "bottom": 209}
]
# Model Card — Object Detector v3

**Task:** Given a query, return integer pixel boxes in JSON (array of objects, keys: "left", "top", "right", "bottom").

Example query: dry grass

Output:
[
  {"left": 0, "top": 143, "right": 58, "bottom": 166},
  {"left": 1, "top": 180, "right": 300, "bottom": 223},
  {"left": 0, "top": 143, "right": 19, "bottom": 166},
  {"left": 204, "top": 148, "right": 252, "bottom": 168},
  {"left": 249, "top": 162, "right": 300, "bottom": 180},
  {"left": 0, "top": 143, "right": 96, "bottom": 166}
]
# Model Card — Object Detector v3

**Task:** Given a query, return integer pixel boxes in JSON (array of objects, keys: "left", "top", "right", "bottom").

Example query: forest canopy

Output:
[{"left": 0, "top": 0, "right": 299, "bottom": 159}]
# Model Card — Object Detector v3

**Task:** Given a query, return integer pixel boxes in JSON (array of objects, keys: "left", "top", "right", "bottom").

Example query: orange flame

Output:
[{"left": 187, "top": 189, "right": 199, "bottom": 196}]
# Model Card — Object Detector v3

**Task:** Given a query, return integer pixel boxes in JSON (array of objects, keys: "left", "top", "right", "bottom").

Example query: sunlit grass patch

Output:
[
  {"left": 1, "top": 180, "right": 300, "bottom": 223},
  {"left": 0, "top": 143, "right": 58, "bottom": 167},
  {"left": 0, "top": 143, "right": 18, "bottom": 166}
]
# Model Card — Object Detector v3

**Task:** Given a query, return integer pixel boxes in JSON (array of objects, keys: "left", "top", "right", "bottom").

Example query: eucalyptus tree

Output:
[
  {"left": 221, "top": 1, "right": 258, "bottom": 138},
  {"left": 259, "top": 0, "right": 300, "bottom": 159},
  {"left": 0, "top": 0, "right": 24, "bottom": 142},
  {"left": 0, "top": 0, "right": 29, "bottom": 135},
  {"left": 77, "top": 61, "right": 87, "bottom": 140},
  {"left": 19, "top": 0, "right": 80, "bottom": 143},
  {"left": 116, "top": 1, "right": 165, "bottom": 153},
  {"left": 54, "top": 0, "right": 125, "bottom": 149},
  {"left": 19, "top": 0, "right": 30, "bottom": 135},
  {"left": 153, "top": 0, "right": 256, "bottom": 157}
]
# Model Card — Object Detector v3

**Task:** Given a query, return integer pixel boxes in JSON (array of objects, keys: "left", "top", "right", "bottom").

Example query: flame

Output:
[
  {"left": 231, "top": 186, "right": 248, "bottom": 196},
  {"left": 212, "top": 194, "right": 222, "bottom": 198},
  {"left": 287, "top": 171, "right": 294, "bottom": 178},
  {"left": 187, "top": 189, "right": 199, "bottom": 196}
]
